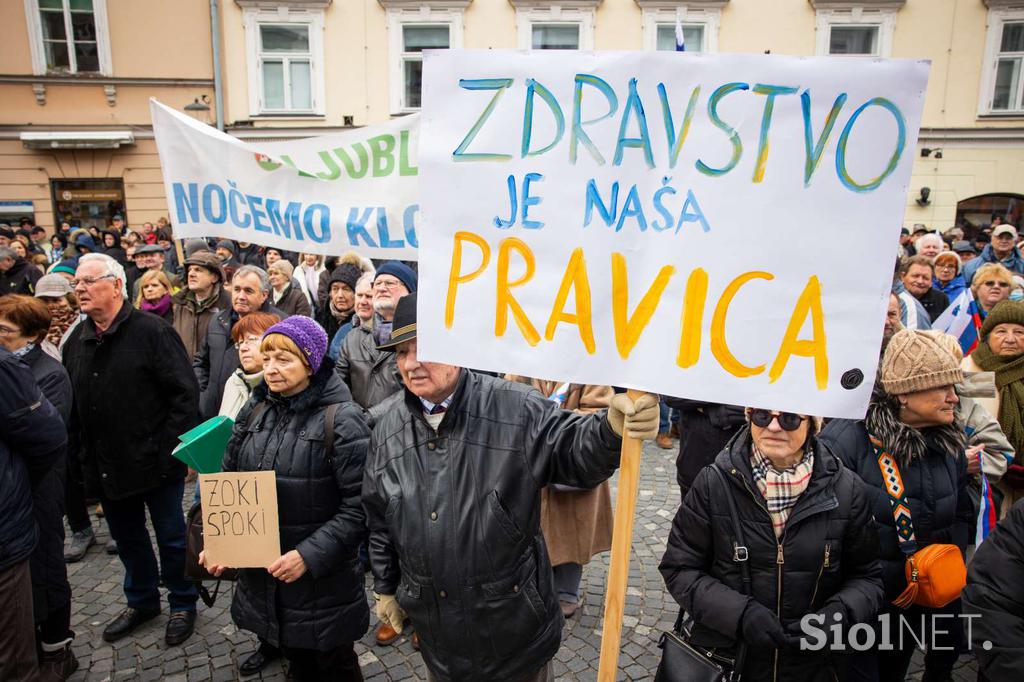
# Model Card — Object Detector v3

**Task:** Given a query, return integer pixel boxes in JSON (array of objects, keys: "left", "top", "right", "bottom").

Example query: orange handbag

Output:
[
  {"left": 891, "top": 543, "right": 967, "bottom": 609},
  {"left": 872, "top": 437, "right": 967, "bottom": 609}
]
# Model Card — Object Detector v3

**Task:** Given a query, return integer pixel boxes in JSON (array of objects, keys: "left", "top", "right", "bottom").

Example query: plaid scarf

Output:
[{"left": 750, "top": 446, "right": 814, "bottom": 538}]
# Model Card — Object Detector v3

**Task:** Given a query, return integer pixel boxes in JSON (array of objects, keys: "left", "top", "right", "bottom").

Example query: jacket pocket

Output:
[
  {"left": 488, "top": 490, "right": 525, "bottom": 545},
  {"left": 474, "top": 552, "right": 546, "bottom": 660}
]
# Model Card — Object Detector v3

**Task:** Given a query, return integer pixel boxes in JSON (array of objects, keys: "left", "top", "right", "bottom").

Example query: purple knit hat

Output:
[{"left": 263, "top": 316, "right": 329, "bottom": 372}]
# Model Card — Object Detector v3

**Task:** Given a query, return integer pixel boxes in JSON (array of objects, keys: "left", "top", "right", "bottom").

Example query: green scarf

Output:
[{"left": 972, "top": 343, "right": 1024, "bottom": 457}]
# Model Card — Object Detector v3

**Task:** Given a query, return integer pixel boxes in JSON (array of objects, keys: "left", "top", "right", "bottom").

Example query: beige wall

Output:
[{"left": 0, "top": 139, "right": 168, "bottom": 231}]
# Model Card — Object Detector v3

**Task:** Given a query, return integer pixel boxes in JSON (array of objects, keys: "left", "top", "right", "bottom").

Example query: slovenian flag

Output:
[
  {"left": 548, "top": 382, "right": 571, "bottom": 406},
  {"left": 975, "top": 458, "right": 997, "bottom": 546},
  {"left": 676, "top": 18, "right": 686, "bottom": 52},
  {"left": 932, "top": 288, "right": 982, "bottom": 356}
]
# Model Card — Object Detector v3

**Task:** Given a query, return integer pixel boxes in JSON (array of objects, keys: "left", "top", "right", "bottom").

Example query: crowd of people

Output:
[{"left": 0, "top": 214, "right": 1023, "bottom": 682}]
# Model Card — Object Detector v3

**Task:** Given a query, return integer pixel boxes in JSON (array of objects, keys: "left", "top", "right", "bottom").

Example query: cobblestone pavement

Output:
[{"left": 64, "top": 440, "right": 978, "bottom": 681}]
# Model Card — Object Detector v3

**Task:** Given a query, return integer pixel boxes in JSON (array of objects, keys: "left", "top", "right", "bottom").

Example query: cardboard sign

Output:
[
  {"left": 198, "top": 471, "right": 280, "bottom": 568},
  {"left": 417, "top": 50, "right": 930, "bottom": 419},
  {"left": 151, "top": 99, "right": 420, "bottom": 260}
]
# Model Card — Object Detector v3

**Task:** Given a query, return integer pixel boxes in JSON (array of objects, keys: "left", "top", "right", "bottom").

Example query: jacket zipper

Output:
[
  {"left": 808, "top": 543, "right": 831, "bottom": 609},
  {"left": 733, "top": 471, "right": 785, "bottom": 682}
]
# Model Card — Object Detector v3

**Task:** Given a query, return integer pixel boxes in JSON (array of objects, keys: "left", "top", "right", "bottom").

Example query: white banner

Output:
[
  {"left": 150, "top": 100, "right": 419, "bottom": 260},
  {"left": 417, "top": 51, "right": 930, "bottom": 419}
]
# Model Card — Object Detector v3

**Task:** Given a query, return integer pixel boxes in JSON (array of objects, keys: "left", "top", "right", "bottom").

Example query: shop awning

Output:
[{"left": 20, "top": 131, "right": 135, "bottom": 150}]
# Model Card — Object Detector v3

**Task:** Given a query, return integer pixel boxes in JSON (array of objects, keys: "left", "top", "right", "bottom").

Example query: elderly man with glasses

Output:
[{"left": 62, "top": 253, "right": 202, "bottom": 647}]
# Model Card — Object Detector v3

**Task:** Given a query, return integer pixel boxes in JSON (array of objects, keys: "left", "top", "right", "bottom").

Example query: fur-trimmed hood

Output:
[{"left": 865, "top": 391, "right": 965, "bottom": 464}]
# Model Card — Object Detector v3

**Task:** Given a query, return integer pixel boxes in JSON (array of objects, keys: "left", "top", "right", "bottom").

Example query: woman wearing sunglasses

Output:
[
  {"left": 819, "top": 329, "right": 972, "bottom": 682},
  {"left": 970, "top": 263, "right": 1015, "bottom": 320},
  {"left": 659, "top": 403, "right": 883, "bottom": 681}
]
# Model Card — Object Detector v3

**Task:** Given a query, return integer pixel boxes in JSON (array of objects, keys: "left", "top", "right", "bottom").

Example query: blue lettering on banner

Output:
[
  {"left": 403, "top": 204, "right": 419, "bottom": 248},
  {"left": 346, "top": 207, "right": 379, "bottom": 248},
  {"left": 265, "top": 200, "right": 304, "bottom": 240},
  {"left": 303, "top": 204, "right": 331, "bottom": 243}
]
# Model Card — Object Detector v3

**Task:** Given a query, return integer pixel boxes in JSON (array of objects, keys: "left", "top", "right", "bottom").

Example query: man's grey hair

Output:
[
  {"left": 355, "top": 271, "right": 375, "bottom": 291},
  {"left": 0, "top": 246, "right": 15, "bottom": 262},
  {"left": 915, "top": 233, "right": 943, "bottom": 251},
  {"left": 233, "top": 265, "right": 270, "bottom": 293},
  {"left": 79, "top": 252, "right": 129, "bottom": 299}
]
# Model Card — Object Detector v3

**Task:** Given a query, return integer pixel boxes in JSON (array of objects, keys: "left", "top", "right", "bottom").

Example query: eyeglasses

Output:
[
  {"left": 935, "top": 263, "right": 957, "bottom": 270},
  {"left": 0, "top": 324, "right": 21, "bottom": 335},
  {"left": 70, "top": 274, "right": 115, "bottom": 288},
  {"left": 748, "top": 409, "right": 806, "bottom": 431},
  {"left": 374, "top": 278, "right": 403, "bottom": 290},
  {"left": 234, "top": 335, "right": 262, "bottom": 349},
  {"left": 980, "top": 281, "right": 1011, "bottom": 288}
]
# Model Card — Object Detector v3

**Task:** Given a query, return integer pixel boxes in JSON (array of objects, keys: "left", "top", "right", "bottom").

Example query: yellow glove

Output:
[
  {"left": 607, "top": 393, "right": 661, "bottom": 440},
  {"left": 374, "top": 592, "right": 407, "bottom": 634}
]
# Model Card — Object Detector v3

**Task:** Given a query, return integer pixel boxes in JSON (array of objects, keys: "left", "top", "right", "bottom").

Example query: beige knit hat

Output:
[{"left": 881, "top": 329, "right": 964, "bottom": 395}]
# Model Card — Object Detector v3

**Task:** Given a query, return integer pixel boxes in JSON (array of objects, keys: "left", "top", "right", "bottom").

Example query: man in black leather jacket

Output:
[{"left": 362, "top": 294, "right": 659, "bottom": 682}]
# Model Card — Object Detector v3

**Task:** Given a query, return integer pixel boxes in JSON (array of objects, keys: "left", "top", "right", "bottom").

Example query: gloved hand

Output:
[
  {"left": 740, "top": 600, "right": 789, "bottom": 650},
  {"left": 785, "top": 603, "right": 844, "bottom": 638},
  {"left": 374, "top": 592, "right": 407, "bottom": 634},
  {"left": 607, "top": 393, "right": 660, "bottom": 440}
]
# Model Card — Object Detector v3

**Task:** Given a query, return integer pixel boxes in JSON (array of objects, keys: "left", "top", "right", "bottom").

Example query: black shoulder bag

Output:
[
  {"left": 184, "top": 403, "right": 338, "bottom": 607},
  {"left": 655, "top": 465, "right": 750, "bottom": 682}
]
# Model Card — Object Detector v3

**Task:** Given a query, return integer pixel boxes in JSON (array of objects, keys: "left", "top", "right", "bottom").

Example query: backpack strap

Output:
[
  {"left": 870, "top": 435, "right": 918, "bottom": 555},
  {"left": 323, "top": 403, "right": 339, "bottom": 459}
]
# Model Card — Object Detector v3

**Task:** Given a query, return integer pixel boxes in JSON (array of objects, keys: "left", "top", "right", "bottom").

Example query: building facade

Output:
[{"left": 0, "top": 0, "right": 1021, "bottom": 233}]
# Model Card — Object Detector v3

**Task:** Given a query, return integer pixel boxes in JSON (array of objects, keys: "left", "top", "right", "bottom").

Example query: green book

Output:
[{"left": 172, "top": 416, "right": 234, "bottom": 474}]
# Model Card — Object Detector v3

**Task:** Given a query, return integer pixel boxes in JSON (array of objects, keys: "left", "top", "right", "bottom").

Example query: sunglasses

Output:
[{"left": 748, "top": 409, "right": 806, "bottom": 431}]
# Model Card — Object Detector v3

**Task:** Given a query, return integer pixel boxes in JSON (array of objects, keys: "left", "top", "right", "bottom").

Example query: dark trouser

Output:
[
  {"left": 426, "top": 661, "right": 554, "bottom": 682},
  {"left": 0, "top": 560, "right": 40, "bottom": 681},
  {"left": 102, "top": 478, "right": 198, "bottom": 612},
  {"left": 876, "top": 601, "right": 964, "bottom": 682},
  {"left": 282, "top": 641, "right": 362, "bottom": 682},
  {"left": 65, "top": 454, "right": 91, "bottom": 534}
]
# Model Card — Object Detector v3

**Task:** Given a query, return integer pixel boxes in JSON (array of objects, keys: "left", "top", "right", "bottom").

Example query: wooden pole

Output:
[
  {"left": 597, "top": 389, "right": 646, "bottom": 682},
  {"left": 174, "top": 238, "right": 186, "bottom": 270}
]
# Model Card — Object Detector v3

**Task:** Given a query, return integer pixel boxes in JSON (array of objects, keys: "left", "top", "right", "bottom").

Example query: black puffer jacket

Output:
[
  {"left": 363, "top": 370, "right": 622, "bottom": 682},
  {"left": 64, "top": 303, "right": 200, "bottom": 499},
  {"left": 659, "top": 428, "right": 884, "bottom": 681},
  {"left": 819, "top": 400, "right": 971, "bottom": 600},
  {"left": 963, "top": 499, "right": 1024, "bottom": 681},
  {"left": 0, "top": 348, "right": 65, "bottom": 574},
  {"left": 194, "top": 300, "right": 284, "bottom": 420},
  {"left": 334, "top": 315, "right": 401, "bottom": 409},
  {"left": 25, "top": 345, "right": 73, "bottom": 623},
  {"left": 223, "top": 365, "right": 371, "bottom": 651}
]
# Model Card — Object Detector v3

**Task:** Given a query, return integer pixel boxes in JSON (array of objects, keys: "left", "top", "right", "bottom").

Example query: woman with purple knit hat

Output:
[{"left": 200, "top": 316, "right": 371, "bottom": 681}]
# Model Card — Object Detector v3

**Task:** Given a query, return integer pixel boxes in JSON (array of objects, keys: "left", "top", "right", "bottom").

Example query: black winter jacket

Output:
[
  {"left": 659, "top": 429, "right": 884, "bottom": 682},
  {"left": 194, "top": 300, "right": 284, "bottom": 420},
  {"left": 64, "top": 303, "right": 200, "bottom": 500},
  {"left": 963, "top": 499, "right": 1024, "bottom": 681},
  {"left": 0, "top": 256, "right": 42, "bottom": 296},
  {"left": 363, "top": 370, "right": 622, "bottom": 682},
  {"left": 24, "top": 345, "right": 73, "bottom": 622},
  {"left": 223, "top": 365, "right": 371, "bottom": 651},
  {"left": 335, "top": 316, "right": 401, "bottom": 410},
  {"left": 0, "top": 349, "right": 66, "bottom": 573},
  {"left": 818, "top": 412, "right": 972, "bottom": 600}
]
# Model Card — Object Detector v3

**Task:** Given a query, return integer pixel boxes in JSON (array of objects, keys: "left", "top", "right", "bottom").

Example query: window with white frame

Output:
[
  {"left": 654, "top": 24, "right": 705, "bottom": 52},
  {"left": 25, "top": 0, "right": 112, "bottom": 75},
  {"left": 512, "top": 1, "right": 596, "bottom": 51},
  {"left": 383, "top": 2, "right": 465, "bottom": 115},
  {"left": 243, "top": 7, "right": 325, "bottom": 116},
  {"left": 981, "top": 10, "right": 1024, "bottom": 115},
  {"left": 814, "top": 9, "right": 896, "bottom": 58}
]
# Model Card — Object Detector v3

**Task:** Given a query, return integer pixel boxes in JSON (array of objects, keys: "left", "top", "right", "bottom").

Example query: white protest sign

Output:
[
  {"left": 418, "top": 51, "right": 929, "bottom": 419},
  {"left": 150, "top": 100, "right": 419, "bottom": 260}
]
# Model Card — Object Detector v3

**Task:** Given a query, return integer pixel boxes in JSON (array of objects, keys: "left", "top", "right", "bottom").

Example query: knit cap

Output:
[
  {"left": 215, "top": 239, "right": 236, "bottom": 256},
  {"left": 268, "top": 258, "right": 295, "bottom": 279},
  {"left": 375, "top": 261, "right": 417, "bottom": 293},
  {"left": 330, "top": 263, "right": 363, "bottom": 291},
  {"left": 263, "top": 316, "right": 328, "bottom": 372},
  {"left": 51, "top": 259, "right": 79, "bottom": 276},
  {"left": 980, "top": 300, "right": 1024, "bottom": 341},
  {"left": 881, "top": 329, "right": 964, "bottom": 395}
]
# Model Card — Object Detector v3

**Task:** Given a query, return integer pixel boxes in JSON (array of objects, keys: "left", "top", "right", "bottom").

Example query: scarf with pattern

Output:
[{"left": 750, "top": 445, "right": 814, "bottom": 538}]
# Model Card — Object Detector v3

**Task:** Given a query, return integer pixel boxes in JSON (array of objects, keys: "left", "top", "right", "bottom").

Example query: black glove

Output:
[
  {"left": 786, "top": 603, "right": 844, "bottom": 638},
  {"left": 740, "top": 600, "right": 789, "bottom": 649}
]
